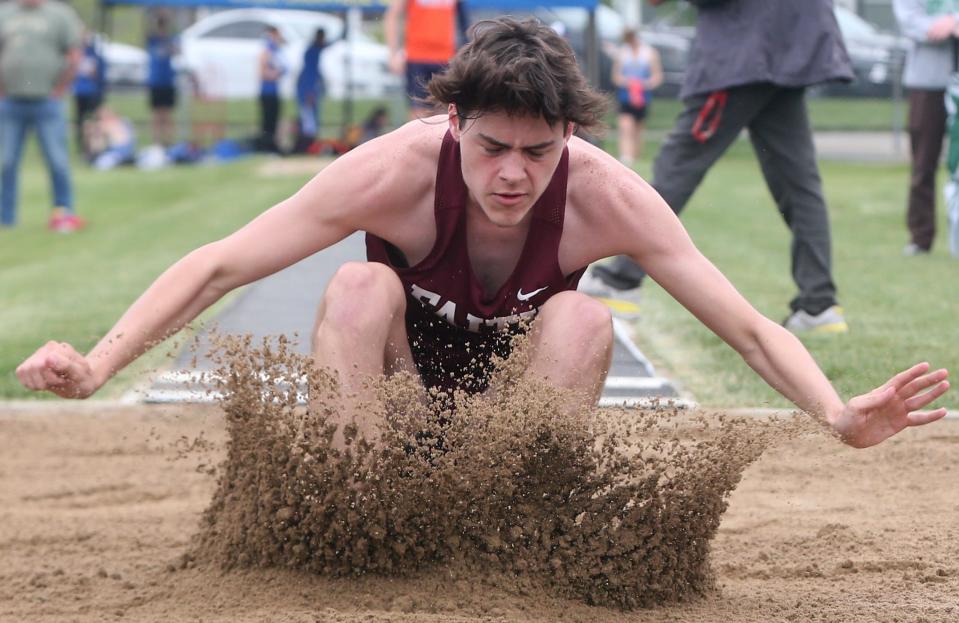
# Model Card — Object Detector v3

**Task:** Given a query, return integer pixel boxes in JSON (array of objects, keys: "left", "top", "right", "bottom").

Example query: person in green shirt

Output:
[{"left": 0, "top": 0, "right": 83, "bottom": 232}]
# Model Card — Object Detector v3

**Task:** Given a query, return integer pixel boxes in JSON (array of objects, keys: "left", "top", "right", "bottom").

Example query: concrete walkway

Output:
[{"left": 813, "top": 131, "right": 909, "bottom": 163}]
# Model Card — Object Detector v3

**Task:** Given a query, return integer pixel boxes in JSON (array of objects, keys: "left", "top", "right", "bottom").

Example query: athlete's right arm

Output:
[{"left": 16, "top": 129, "right": 420, "bottom": 398}]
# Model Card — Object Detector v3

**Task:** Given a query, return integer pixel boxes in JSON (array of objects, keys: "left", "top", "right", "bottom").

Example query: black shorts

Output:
[
  {"left": 75, "top": 94, "right": 102, "bottom": 118},
  {"left": 618, "top": 101, "right": 648, "bottom": 121},
  {"left": 407, "top": 311, "right": 522, "bottom": 396},
  {"left": 149, "top": 86, "right": 176, "bottom": 110}
]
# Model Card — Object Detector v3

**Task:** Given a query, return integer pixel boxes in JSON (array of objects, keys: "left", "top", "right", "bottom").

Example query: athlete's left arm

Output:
[{"left": 571, "top": 146, "right": 949, "bottom": 447}]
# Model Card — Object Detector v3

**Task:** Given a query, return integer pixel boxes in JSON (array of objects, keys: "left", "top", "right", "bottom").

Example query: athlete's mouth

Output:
[{"left": 492, "top": 192, "right": 526, "bottom": 205}]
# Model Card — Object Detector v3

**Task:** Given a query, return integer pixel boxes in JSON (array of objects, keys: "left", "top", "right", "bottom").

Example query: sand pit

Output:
[{"left": 2, "top": 397, "right": 957, "bottom": 622}]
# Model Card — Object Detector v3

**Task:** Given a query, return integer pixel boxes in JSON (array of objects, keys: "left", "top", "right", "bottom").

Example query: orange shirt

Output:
[{"left": 405, "top": 0, "right": 456, "bottom": 63}]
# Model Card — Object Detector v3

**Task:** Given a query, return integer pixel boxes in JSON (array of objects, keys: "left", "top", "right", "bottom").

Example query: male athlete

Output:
[{"left": 16, "top": 19, "right": 950, "bottom": 449}]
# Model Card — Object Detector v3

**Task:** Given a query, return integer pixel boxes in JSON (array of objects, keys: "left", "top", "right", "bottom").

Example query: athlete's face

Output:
[{"left": 449, "top": 106, "right": 573, "bottom": 228}]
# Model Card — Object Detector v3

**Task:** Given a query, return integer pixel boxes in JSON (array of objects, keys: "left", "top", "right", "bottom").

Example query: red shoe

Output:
[{"left": 48, "top": 213, "right": 87, "bottom": 233}]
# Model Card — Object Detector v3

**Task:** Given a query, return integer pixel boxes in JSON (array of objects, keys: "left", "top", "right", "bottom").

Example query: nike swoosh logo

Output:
[{"left": 517, "top": 286, "right": 549, "bottom": 302}]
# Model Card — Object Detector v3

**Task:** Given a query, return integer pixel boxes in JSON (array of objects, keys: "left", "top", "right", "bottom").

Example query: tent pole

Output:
[{"left": 586, "top": 7, "right": 599, "bottom": 89}]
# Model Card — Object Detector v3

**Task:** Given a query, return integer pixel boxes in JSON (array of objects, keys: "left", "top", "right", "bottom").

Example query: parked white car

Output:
[{"left": 178, "top": 8, "right": 401, "bottom": 100}]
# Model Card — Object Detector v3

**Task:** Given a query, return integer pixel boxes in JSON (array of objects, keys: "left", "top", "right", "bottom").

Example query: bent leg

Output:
[
  {"left": 311, "top": 262, "right": 418, "bottom": 447},
  {"left": 748, "top": 87, "right": 837, "bottom": 314},
  {"left": 521, "top": 291, "right": 614, "bottom": 406}
]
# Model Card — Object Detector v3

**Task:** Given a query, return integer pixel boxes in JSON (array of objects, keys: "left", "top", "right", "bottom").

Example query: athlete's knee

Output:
[
  {"left": 319, "top": 262, "right": 406, "bottom": 331},
  {"left": 540, "top": 291, "right": 613, "bottom": 344}
]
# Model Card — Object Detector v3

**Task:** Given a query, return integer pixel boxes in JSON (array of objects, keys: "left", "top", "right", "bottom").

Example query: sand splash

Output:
[{"left": 193, "top": 334, "right": 816, "bottom": 609}]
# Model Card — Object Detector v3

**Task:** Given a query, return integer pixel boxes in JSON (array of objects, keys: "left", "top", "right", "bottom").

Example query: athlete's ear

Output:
[
  {"left": 448, "top": 104, "right": 461, "bottom": 141},
  {"left": 564, "top": 122, "right": 575, "bottom": 143}
]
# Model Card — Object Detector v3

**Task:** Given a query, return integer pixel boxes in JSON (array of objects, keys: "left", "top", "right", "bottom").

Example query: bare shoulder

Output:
[
  {"left": 566, "top": 138, "right": 657, "bottom": 229},
  {"left": 559, "top": 136, "right": 679, "bottom": 271},
  {"left": 298, "top": 117, "right": 447, "bottom": 235}
]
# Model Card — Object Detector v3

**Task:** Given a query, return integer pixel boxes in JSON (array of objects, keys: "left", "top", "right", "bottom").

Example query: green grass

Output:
[
  {"left": 627, "top": 149, "right": 959, "bottom": 410},
  {"left": 0, "top": 147, "right": 315, "bottom": 399}
]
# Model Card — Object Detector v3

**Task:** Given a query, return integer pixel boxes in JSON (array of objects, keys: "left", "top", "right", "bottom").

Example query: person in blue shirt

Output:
[
  {"left": 258, "top": 25, "right": 286, "bottom": 153},
  {"left": 73, "top": 29, "right": 107, "bottom": 157},
  {"left": 294, "top": 28, "right": 328, "bottom": 153},
  {"left": 611, "top": 29, "right": 663, "bottom": 168},
  {"left": 146, "top": 12, "right": 178, "bottom": 146}
]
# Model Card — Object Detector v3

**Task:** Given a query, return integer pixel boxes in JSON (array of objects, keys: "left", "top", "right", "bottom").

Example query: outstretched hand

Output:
[
  {"left": 833, "top": 363, "right": 950, "bottom": 448},
  {"left": 15, "top": 341, "right": 99, "bottom": 399}
]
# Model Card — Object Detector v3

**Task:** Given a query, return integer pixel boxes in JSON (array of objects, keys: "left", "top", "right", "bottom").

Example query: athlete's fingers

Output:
[
  {"left": 39, "top": 366, "right": 67, "bottom": 388},
  {"left": 883, "top": 362, "right": 931, "bottom": 392},
  {"left": 907, "top": 408, "right": 948, "bottom": 427},
  {"left": 903, "top": 381, "right": 950, "bottom": 412},
  {"left": 44, "top": 353, "right": 73, "bottom": 377},
  {"left": 20, "top": 356, "right": 49, "bottom": 390},
  {"left": 900, "top": 368, "right": 949, "bottom": 398}
]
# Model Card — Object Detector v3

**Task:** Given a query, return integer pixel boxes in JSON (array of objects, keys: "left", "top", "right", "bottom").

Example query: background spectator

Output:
[
  {"left": 893, "top": 0, "right": 959, "bottom": 255},
  {"left": 82, "top": 105, "right": 136, "bottom": 170},
  {"left": 294, "top": 28, "right": 328, "bottom": 154},
  {"left": 0, "top": 0, "right": 83, "bottom": 232},
  {"left": 146, "top": 11, "right": 178, "bottom": 146},
  {"left": 384, "top": 0, "right": 460, "bottom": 119},
  {"left": 257, "top": 25, "right": 285, "bottom": 153},
  {"left": 72, "top": 28, "right": 106, "bottom": 158},
  {"left": 584, "top": 0, "right": 854, "bottom": 335},
  {"left": 612, "top": 28, "right": 663, "bottom": 167}
]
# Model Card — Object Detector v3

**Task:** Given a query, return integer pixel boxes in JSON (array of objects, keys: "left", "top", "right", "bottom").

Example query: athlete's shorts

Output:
[
  {"left": 618, "top": 101, "right": 648, "bottom": 121},
  {"left": 406, "top": 309, "right": 524, "bottom": 397},
  {"left": 405, "top": 62, "right": 447, "bottom": 107},
  {"left": 149, "top": 86, "right": 176, "bottom": 110}
]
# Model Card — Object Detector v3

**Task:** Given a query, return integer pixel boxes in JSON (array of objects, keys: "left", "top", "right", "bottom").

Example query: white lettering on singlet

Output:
[
  {"left": 411, "top": 283, "right": 538, "bottom": 333},
  {"left": 435, "top": 300, "right": 457, "bottom": 324},
  {"left": 410, "top": 283, "right": 441, "bottom": 307}
]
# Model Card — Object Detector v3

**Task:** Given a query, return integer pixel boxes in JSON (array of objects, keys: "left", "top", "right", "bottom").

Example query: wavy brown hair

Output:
[{"left": 427, "top": 17, "right": 608, "bottom": 132}]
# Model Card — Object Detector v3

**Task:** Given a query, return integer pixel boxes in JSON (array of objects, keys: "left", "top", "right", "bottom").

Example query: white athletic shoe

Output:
[
  {"left": 783, "top": 305, "right": 849, "bottom": 335},
  {"left": 578, "top": 271, "right": 642, "bottom": 320},
  {"left": 902, "top": 242, "right": 930, "bottom": 257}
]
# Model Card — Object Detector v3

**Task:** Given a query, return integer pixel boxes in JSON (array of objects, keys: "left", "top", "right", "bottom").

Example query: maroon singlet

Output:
[{"left": 366, "top": 131, "right": 585, "bottom": 393}]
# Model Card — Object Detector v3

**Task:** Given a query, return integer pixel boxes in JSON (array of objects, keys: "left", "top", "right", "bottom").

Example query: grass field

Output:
[{"left": 1, "top": 130, "right": 956, "bottom": 409}]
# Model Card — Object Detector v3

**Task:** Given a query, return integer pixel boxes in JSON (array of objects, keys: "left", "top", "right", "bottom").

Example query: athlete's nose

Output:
[{"left": 497, "top": 150, "right": 525, "bottom": 185}]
